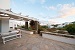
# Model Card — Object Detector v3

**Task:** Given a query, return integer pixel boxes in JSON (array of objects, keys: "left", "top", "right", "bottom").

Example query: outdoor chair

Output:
[{"left": 1, "top": 30, "right": 22, "bottom": 44}]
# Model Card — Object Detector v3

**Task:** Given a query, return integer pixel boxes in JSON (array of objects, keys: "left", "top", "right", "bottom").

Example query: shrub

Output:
[
  {"left": 47, "top": 28, "right": 57, "bottom": 32},
  {"left": 65, "top": 24, "right": 75, "bottom": 35},
  {"left": 57, "top": 27, "right": 65, "bottom": 30},
  {"left": 51, "top": 24, "right": 58, "bottom": 28},
  {"left": 21, "top": 25, "right": 25, "bottom": 28},
  {"left": 28, "top": 27, "right": 32, "bottom": 31},
  {"left": 41, "top": 25, "right": 48, "bottom": 29},
  {"left": 38, "top": 25, "right": 48, "bottom": 34}
]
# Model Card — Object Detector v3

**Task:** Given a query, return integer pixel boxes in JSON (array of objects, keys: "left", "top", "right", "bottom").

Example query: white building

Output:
[
  {"left": 57, "top": 22, "right": 70, "bottom": 28},
  {"left": 0, "top": 0, "right": 37, "bottom": 33},
  {"left": 0, "top": 9, "right": 30, "bottom": 33},
  {"left": 9, "top": 20, "right": 25, "bottom": 29},
  {"left": 0, "top": 0, "right": 10, "bottom": 33}
]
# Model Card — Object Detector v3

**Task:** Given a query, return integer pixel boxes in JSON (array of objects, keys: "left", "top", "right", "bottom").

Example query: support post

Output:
[{"left": 35, "top": 21, "right": 38, "bottom": 34}]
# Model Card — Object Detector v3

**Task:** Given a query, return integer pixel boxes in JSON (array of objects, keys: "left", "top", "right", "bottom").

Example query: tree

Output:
[
  {"left": 65, "top": 24, "right": 75, "bottom": 35},
  {"left": 30, "top": 20, "right": 35, "bottom": 30},
  {"left": 51, "top": 24, "right": 58, "bottom": 28},
  {"left": 41, "top": 25, "right": 48, "bottom": 29}
]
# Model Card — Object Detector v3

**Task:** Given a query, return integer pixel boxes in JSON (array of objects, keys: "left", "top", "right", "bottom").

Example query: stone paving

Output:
[{"left": 0, "top": 30, "right": 75, "bottom": 50}]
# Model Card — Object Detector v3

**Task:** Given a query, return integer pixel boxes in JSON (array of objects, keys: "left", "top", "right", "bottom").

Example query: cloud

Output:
[
  {"left": 45, "top": 6, "right": 56, "bottom": 10},
  {"left": 23, "top": 0, "right": 37, "bottom": 4},
  {"left": 57, "top": 4, "right": 62, "bottom": 7},
  {"left": 39, "top": 12, "right": 44, "bottom": 16},
  {"left": 40, "top": 0, "right": 46, "bottom": 4},
  {"left": 49, "top": 6, "right": 56, "bottom": 10},
  {"left": 48, "top": 19, "right": 59, "bottom": 24},
  {"left": 23, "top": 0, "right": 46, "bottom": 4},
  {"left": 58, "top": 3, "right": 75, "bottom": 18},
  {"left": 49, "top": 21, "right": 57, "bottom": 24},
  {"left": 48, "top": 3, "right": 75, "bottom": 24},
  {"left": 27, "top": 0, "right": 36, "bottom": 4}
]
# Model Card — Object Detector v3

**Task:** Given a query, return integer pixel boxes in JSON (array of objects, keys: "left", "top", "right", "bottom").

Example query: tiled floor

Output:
[{"left": 0, "top": 30, "right": 75, "bottom": 50}]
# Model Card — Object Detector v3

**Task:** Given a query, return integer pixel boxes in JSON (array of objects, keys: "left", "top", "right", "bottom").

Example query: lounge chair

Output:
[{"left": 1, "top": 30, "right": 22, "bottom": 44}]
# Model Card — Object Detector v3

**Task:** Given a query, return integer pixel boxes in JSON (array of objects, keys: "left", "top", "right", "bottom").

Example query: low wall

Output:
[
  {"left": 22, "top": 30, "right": 34, "bottom": 34},
  {"left": 42, "top": 33, "right": 75, "bottom": 45}
]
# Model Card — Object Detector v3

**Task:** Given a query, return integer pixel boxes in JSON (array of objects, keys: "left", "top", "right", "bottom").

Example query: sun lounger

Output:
[{"left": 1, "top": 30, "right": 21, "bottom": 44}]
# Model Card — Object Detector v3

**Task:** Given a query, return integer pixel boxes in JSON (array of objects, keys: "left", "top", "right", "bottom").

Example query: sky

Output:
[{"left": 11, "top": 0, "right": 75, "bottom": 24}]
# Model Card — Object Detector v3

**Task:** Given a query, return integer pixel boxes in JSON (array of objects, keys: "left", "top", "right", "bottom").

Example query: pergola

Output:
[{"left": 0, "top": 9, "right": 38, "bottom": 33}]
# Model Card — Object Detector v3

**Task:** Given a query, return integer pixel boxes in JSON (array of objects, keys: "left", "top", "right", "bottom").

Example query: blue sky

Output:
[{"left": 11, "top": 0, "right": 75, "bottom": 24}]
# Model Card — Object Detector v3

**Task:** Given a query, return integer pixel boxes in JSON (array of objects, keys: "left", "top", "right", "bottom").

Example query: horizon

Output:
[{"left": 11, "top": 0, "right": 75, "bottom": 24}]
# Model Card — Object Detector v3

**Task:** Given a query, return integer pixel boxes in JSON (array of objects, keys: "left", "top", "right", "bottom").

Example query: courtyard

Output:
[{"left": 0, "top": 30, "right": 75, "bottom": 50}]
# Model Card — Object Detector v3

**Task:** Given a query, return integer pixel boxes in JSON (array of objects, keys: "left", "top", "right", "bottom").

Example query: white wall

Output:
[
  {"left": 0, "top": 0, "right": 10, "bottom": 9},
  {"left": 1, "top": 19, "right": 9, "bottom": 33},
  {"left": 9, "top": 20, "right": 25, "bottom": 29},
  {"left": 0, "top": 20, "right": 1, "bottom": 33},
  {"left": 9, "top": 20, "right": 16, "bottom": 29}
]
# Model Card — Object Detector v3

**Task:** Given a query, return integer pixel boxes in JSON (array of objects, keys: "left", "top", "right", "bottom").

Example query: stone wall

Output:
[{"left": 42, "top": 33, "right": 75, "bottom": 45}]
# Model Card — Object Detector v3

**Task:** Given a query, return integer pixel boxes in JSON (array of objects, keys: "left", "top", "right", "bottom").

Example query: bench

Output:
[{"left": 1, "top": 30, "right": 21, "bottom": 44}]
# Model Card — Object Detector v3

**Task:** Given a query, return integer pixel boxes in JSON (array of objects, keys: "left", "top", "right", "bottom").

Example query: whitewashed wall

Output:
[
  {"left": 9, "top": 20, "right": 25, "bottom": 29},
  {"left": 0, "top": 20, "right": 1, "bottom": 33},
  {"left": 1, "top": 19, "right": 9, "bottom": 33}
]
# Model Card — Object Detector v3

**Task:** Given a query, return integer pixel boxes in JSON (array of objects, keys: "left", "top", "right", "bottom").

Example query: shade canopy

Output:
[{"left": 0, "top": 9, "right": 37, "bottom": 21}]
